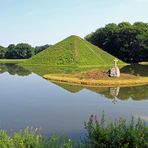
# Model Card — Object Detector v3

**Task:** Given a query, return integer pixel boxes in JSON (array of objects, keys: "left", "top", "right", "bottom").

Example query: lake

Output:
[{"left": 0, "top": 63, "right": 148, "bottom": 139}]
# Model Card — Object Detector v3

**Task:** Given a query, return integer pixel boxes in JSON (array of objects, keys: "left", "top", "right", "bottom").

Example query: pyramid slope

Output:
[{"left": 22, "top": 35, "right": 124, "bottom": 66}]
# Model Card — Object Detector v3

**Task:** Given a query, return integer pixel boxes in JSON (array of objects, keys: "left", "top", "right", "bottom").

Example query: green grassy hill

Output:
[{"left": 22, "top": 35, "right": 124, "bottom": 66}]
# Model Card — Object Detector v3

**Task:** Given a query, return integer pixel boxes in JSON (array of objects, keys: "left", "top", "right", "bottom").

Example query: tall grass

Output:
[
  {"left": 0, "top": 114, "right": 148, "bottom": 148},
  {"left": 85, "top": 112, "right": 148, "bottom": 148},
  {"left": 0, "top": 127, "right": 75, "bottom": 148}
]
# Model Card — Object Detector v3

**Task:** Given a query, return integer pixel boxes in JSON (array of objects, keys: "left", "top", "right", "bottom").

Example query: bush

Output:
[
  {"left": 84, "top": 112, "right": 148, "bottom": 148},
  {"left": 0, "top": 127, "right": 76, "bottom": 148}
]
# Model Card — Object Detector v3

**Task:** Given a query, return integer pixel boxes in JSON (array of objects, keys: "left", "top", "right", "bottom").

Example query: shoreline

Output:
[{"left": 43, "top": 74, "right": 148, "bottom": 87}]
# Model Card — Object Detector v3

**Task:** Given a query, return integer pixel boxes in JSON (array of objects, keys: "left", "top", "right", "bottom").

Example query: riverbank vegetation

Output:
[
  {"left": 85, "top": 22, "right": 148, "bottom": 63},
  {"left": 0, "top": 44, "right": 51, "bottom": 59},
  {"left": 85, "top": 113, "right": 148, "bottom": 148},
  {"left": 0, "top": 114, "right": 147, "bottom": 148}
]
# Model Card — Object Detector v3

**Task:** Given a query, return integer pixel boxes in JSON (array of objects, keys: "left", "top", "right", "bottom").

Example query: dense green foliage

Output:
[
  {"left": 22, "top": 35, "right": 124, "bottom": 66},
  {"left": 85, "top": 113, "right": 148, "bottom": 148},
  {"left": 85, "top": 22, "right": 148, "bottom": 63},
  {"left": 0, "top": 115, "right": 147, "bottom": 148},
  {"left": 34, "top": 44, "right": 51, "bottom": 54},
  {"left": 0, "top": 43, "right": 34, "bottom": 59},
  {"left": 0, "top": 46, "right": 6, "bottom": 58},
  {"left": 0, "top": 63, "right": 31, "bottom": 76},
  {"left": 0, "top": 128, "right": 76, "bottom": 148},
  {"left": 0, "top": 44, "right": 50, "bottom": 59}
]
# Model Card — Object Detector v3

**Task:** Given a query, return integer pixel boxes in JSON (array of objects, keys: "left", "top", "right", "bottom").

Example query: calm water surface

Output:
[{"left": 0, "top": 63, "right": 148, "bottom": 138}]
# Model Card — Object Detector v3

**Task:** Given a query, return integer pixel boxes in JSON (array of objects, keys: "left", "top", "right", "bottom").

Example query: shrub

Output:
[
  {"left": 0, "top": 128, "right": 76, "bottom": 148},
  {"left": 84, "top": 112, "right": 148, "bottom": 148}
]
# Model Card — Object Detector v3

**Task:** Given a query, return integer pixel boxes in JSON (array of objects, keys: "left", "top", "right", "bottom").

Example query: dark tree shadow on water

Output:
[{"left": 0, "top": 63, "right": 31, "bottom": 76}]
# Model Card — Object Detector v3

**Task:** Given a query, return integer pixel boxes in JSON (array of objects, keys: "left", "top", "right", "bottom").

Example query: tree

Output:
[
  {"left": 0, "top": 46, "right": 6, "bottom": 59},
  {"left": 15, "top": 43, "right": 34, "bottom": 59},
  {"left": 85, "top": 22, "right": 148, "bottom": 63},
  {"left": 118, "top": 22, "right": 131, "bottom": 28},
  {"left": 5, "top": 44, "right": 17, "bottom": 59},
  {"left": 5, "top": 43, "right": 34, "bottom": 59},
  {"left": 34, "top": 44, "right": 51, "bottom": 54}
]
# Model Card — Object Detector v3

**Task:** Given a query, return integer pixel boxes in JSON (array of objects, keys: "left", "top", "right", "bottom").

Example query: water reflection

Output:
[
  {"left": 120, "top": 64, "right": 148, "bottom": 76},
  {"left": 110, "top": 87, "right": 120, "bottom": 97},
  {"left": 0, "top": 63, "right": 147, "bottom": 138},
  {"left": 0, "top": 63, "right": 31, "bottom": 76},
  {"left": 22, "top": 63, "right": 148, "bottom": 77},
  {"left": 51, "top": 82, "right": 148, "bottom": 101},
  {"left": 1, "top": 63, "right": 148, "bottom": 101}
]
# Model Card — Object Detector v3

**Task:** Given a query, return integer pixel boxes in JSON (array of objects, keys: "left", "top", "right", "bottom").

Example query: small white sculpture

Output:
[{"left": 109, "top": 58, "right": 120, "bottom": 77}]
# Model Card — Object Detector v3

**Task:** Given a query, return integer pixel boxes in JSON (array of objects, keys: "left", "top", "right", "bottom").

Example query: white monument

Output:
[{"left": 109, "top": 58, "right": 120, "bottom": 77}]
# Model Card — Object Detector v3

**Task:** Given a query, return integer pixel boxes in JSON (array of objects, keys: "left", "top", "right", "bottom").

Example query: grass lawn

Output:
[{"left": 0, "top": 59, "right": 26, "bottom": 63}]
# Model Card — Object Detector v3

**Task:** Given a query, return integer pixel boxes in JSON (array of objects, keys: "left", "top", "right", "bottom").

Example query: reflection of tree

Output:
[
  {"left": 0, "top": 63, "right": 31, "bottom": 76},
  {"left": 117, "top": 85, "right": 148, "bottom": 100},
  {"left": 88, "top": 85, "right": 148, "bottom": 101},
  {"left": 121, "top": 64, "right": 148, "bottom": 76}
]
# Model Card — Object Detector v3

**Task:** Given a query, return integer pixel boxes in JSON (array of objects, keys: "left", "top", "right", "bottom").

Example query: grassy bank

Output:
[
  {"left": 43, "top": 73, "right": 148, "bottom": 87},
  {"left": 0, "top": 115, "right": 148, "bottom": 148},
  {"left": 0, "top": 59, "right": 26, "bottom": 63}
]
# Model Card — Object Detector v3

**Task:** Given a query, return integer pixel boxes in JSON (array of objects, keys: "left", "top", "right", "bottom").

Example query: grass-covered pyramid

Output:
[{"left": 22, "top": 35, "right": 124, "bottom": 66}]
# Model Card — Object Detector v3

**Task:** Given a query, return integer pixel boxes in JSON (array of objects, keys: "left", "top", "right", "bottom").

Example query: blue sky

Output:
[{"left": 0, "top": 0, "right": 148, "bottom": 47}]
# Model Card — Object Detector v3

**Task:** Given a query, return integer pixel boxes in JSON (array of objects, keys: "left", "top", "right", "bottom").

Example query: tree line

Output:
[
  {"left": 85, "top": 22, "right": 148, "bottom": 63},
  {"left": 0, "top": 43, "right": 51, "bottom": 59}
]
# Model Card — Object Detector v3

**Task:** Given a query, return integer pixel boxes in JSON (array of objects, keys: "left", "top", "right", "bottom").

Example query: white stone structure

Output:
[{"left": 109, "top": 58, "right": 120, "bottom": 77}]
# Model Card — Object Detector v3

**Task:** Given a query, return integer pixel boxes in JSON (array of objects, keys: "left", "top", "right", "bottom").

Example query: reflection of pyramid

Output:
[
  {"left": 52, "top": 81, "right": 84, "bottom": 93},
  {"left": 86, "top": 87, "right": 110, "bottom": 97},
  {"left": 50, "top": 81, "right": 148, "bottom": 101}
]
